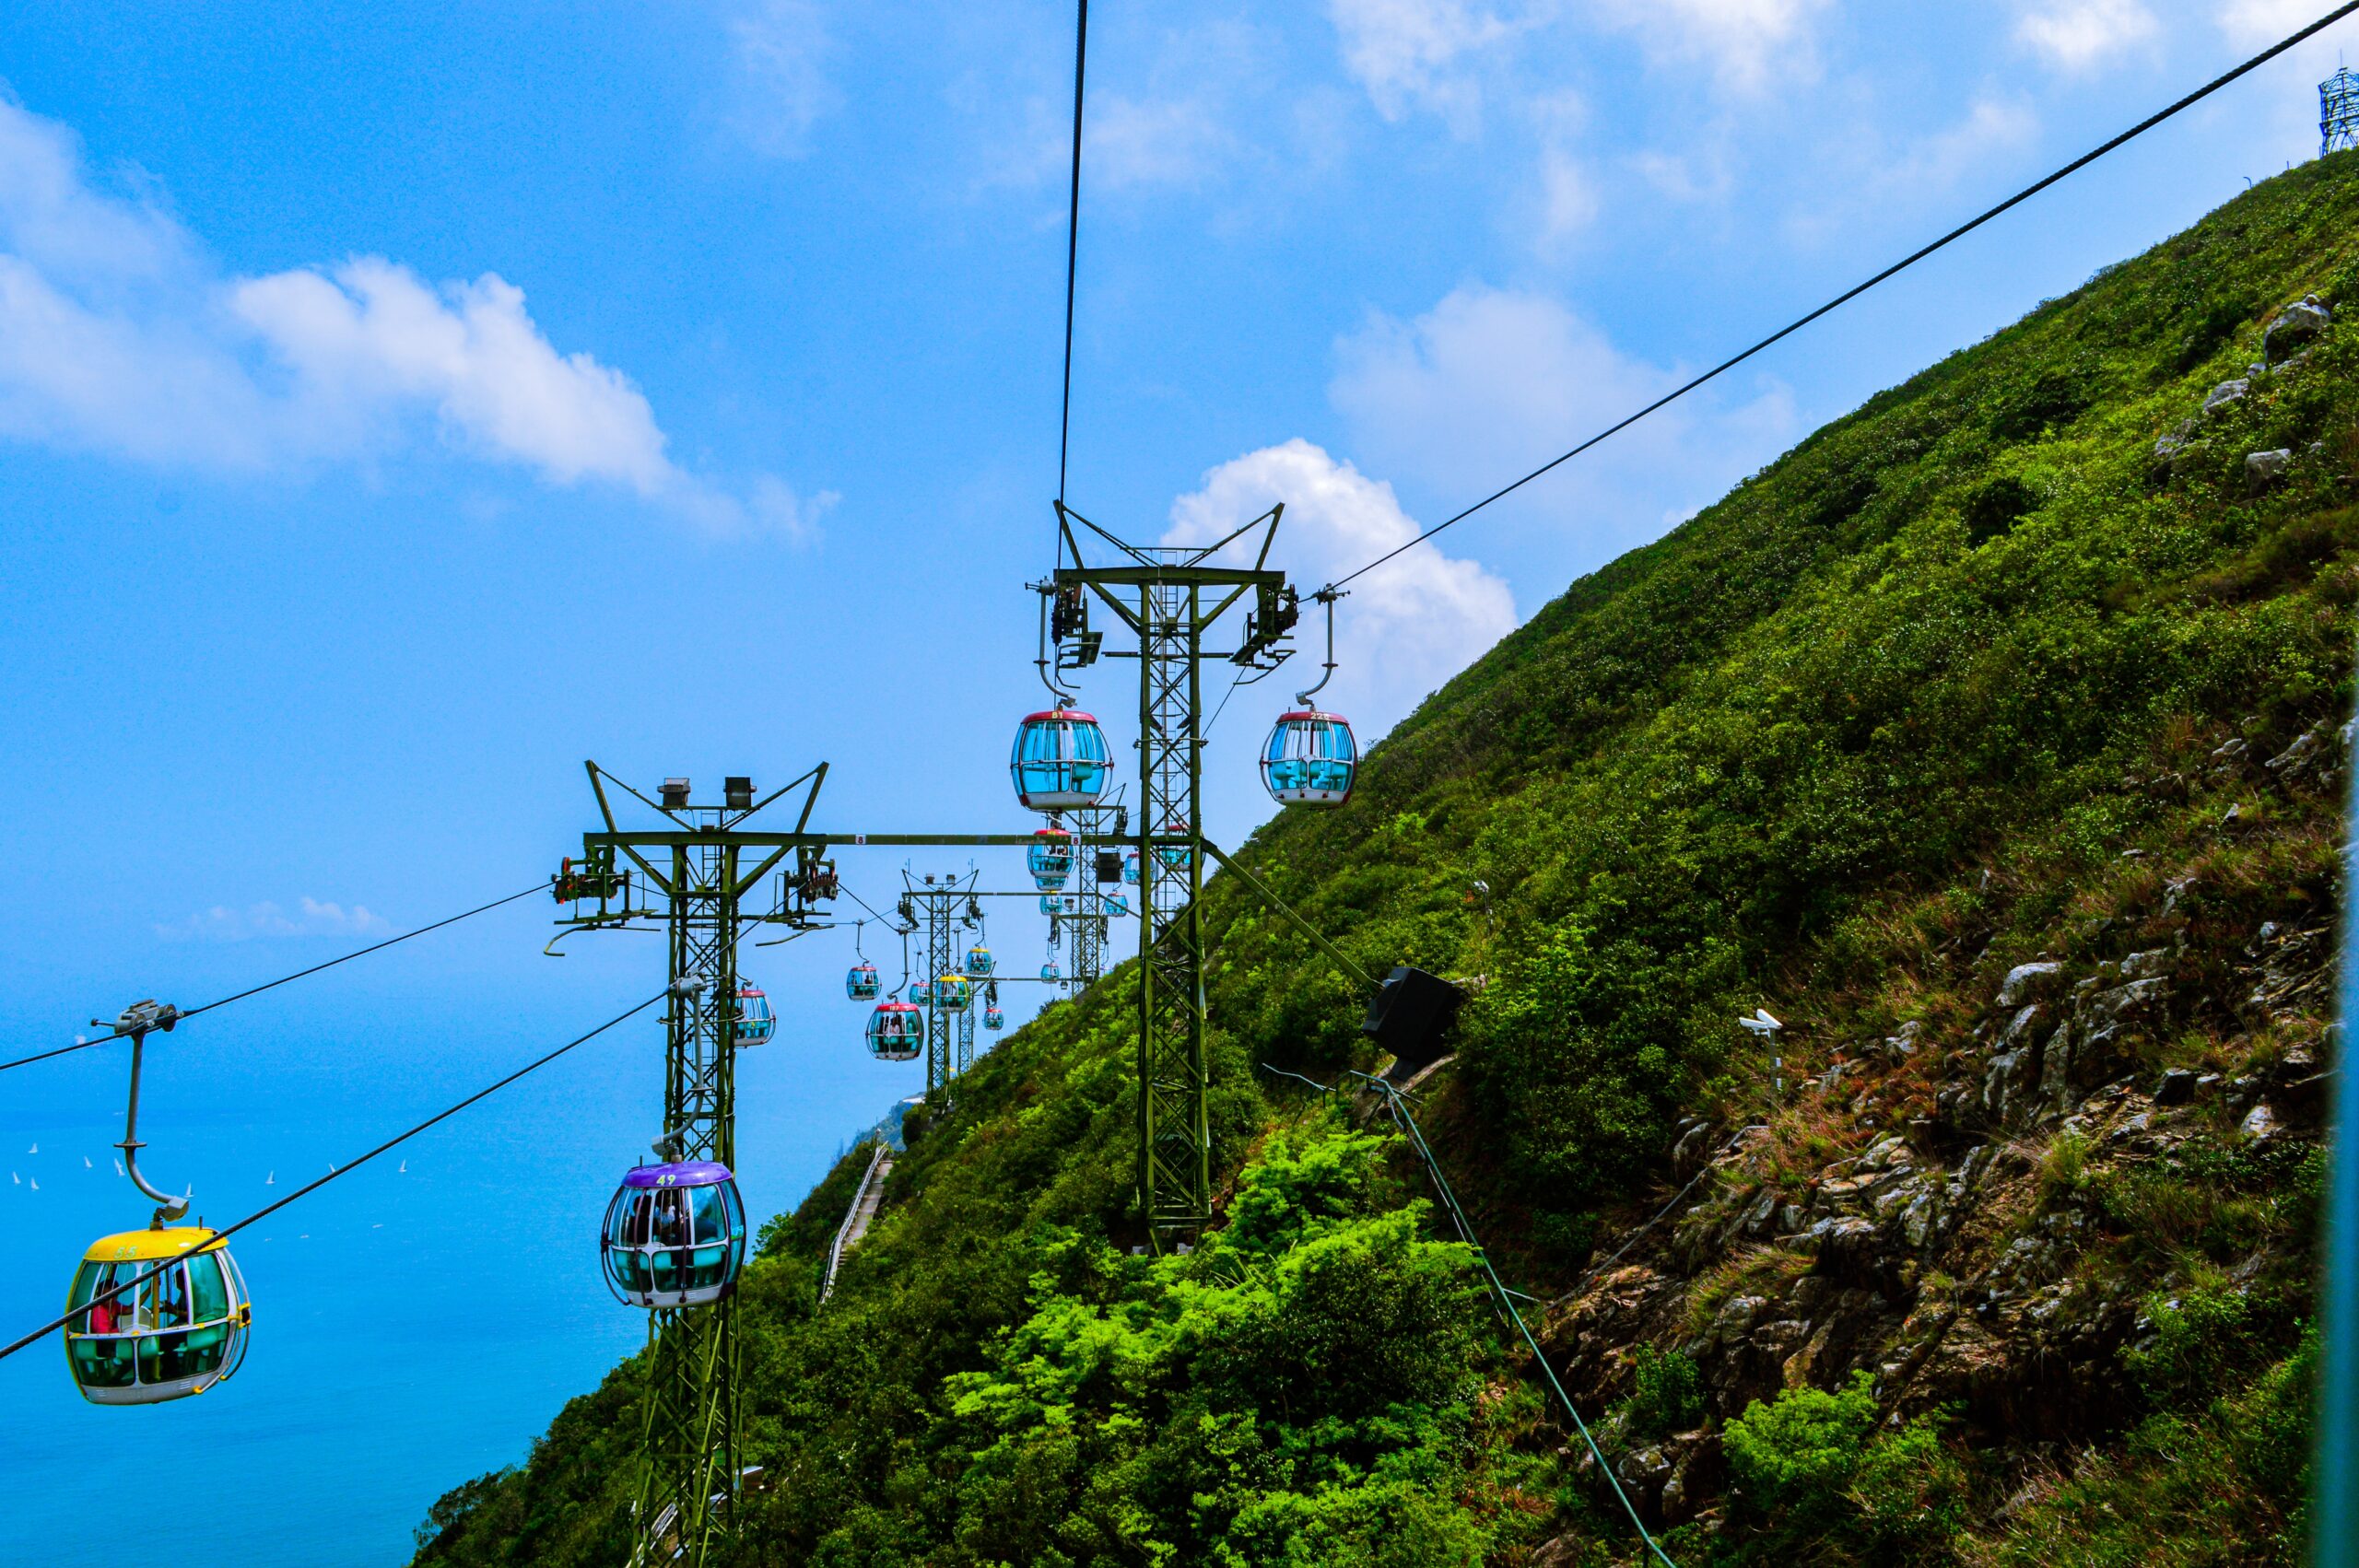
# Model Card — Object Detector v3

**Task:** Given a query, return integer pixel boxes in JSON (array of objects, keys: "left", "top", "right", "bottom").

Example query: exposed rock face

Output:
[
  {"left": 2245, "top": 448, "right": 2292, "bottom": 493},
  {"left": 1536, "top": 802, "right": 2335, "bottom": 1543},
  {"left": 1997, "top": 961, "right": 2062, "bottom": 1008},
  {"left": 2262, "top": 294, "right": 2331, "bottom": 363},
  {"left": 2201, "top": 378, "right": 2249, "bottom": 413}
]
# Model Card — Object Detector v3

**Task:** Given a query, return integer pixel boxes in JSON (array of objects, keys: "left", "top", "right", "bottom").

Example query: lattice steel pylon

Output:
[
  {"left": 2325, "top": 66, "right": 2359, "bottom": 155},
  {"left": 557, "top": 763, "right": 836, "bottom": 1568},
  {"left": 1047, "top": 503, "right": 1296, "bottom": 1246},
  {"left": 901, "top": 871, "right": 978, "bottom": 1106},
  {"left": 1063, "top": 800, "right": 1127, "bottom": 987}
]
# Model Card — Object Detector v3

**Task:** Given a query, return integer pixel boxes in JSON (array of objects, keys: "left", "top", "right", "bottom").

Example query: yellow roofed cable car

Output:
[
  {"left": 66, "top": 1228, "right": 252, "bottom": 1405},
  {"left": 65, "top": 1000, "right": 252, "bottom": 1405}
]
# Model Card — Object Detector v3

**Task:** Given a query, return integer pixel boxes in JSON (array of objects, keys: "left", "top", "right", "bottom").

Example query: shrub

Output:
[
  {"left": 1724, "top": 1370, "right": 1883, "bottom": 1532},
  {"left": 1621, "top": 1345, "right": 1704, "bottom": 1441},
  {"left": 2125, "top": 1282, "right": 2257, "bottom": 1405},
  {"left": 1724, "top": 1371, "right": 1966, "bottom": 1560}
]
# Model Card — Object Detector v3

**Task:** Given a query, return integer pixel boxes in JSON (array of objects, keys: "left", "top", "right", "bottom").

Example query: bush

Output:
[
  {"left": 1725, "top": 1370, "right": 1884, "bottom": 1531},
  {"left": 2125, "top": 1282, "right": 2257, "bottom": 1405},
  {"left": 1725, "top": 1371, "right": 1966, "bottom": 1559},
  {"left": 1621, "top": 1345, "right": 1704, "bottom": 1441}
]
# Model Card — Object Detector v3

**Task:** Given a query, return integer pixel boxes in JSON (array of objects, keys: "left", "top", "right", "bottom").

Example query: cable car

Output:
[
  {"left": 68, "top": 1000, "right": 250, "bottom": 1406},
  {"left": 911, "top": 978, "right": 933, "bottom": 1007},
  {"left": 866, "top": 1000, "right": 923, "bottom": 1061},
  {"left": 1262, "top": 711, "right": 1358, "bottom": 806},
  {"left": 1105, "top": 892, "right": 1131, "bottom": 917},
  {"left": 1040, "top": 893, "right": 1079, "bottom": 917},
  {"left": 1154, "top": 822, "right": 1192, "bottom": 872},
  {"left": 65, "top": 1229, "right": 251, "bottom": 1405},
  {"left": 1040, "top": 960, "right": 1061, "bottom": 983},
  {"left": 1028, "top": 826, "right": 1075, "bottom": 890},
  {"left": 965, "top": 945, "right": 996, "bottom": 977},
  {"left": 846, "top": 961, "right": 880, "bottom": 1000},
  {"left": 1123, "top": 850, "right": 1141, "bottom": 885},
  {"left": 984, "top": 1006, "right": 1005, "bottom": 1031},
  {"left": 933, "top": 974, "right": 972, "bottom": 1011},
  {"left": 1010, "top": 709, "right": 1110, "bottom": 812},
  {"left": 600, "top": 1162, "right": 746, "bottom": 1309},
  {"left": 734, "top": 983, "right": 775, "bottom": 1047}
]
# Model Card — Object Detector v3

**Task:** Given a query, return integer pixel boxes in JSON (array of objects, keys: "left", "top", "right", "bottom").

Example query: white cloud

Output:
[
  {"left": 1330, "top": 284, "right": 1796, "bottom": 567},
  {"left": 1585, "top": 0, "right": 1832, "bottom": 92},
  {"left": 1328, "top": 0, "right": 1519, "bottom": 125},
  {"left": 1534, "top": 146, "right": 1602, "bottom": 252},
  {"left": 2217, "top": 0, "right": 2318, "bottom": 44},
  {"left": 0, "top": 97, "right": 815, "bottom": 527},
  {"left": 233, "top": 261, "right": 677, "bottom": 494},
  {"left": 2016, "top": 0, "right": 2159, "bottom": 69},
  {"left": 1090, "top": 95, "right": 1234, "bottom": 190},
  {"left": 156, "top": 896, "right": 393, "bottom": 943},
  {"left": 1886, "top": 97, "right": 2041, "bottom": 190},
  {"left": 728, "top": 0, "right": 837, "bottom": 157},
  {"left": 1168, "top": 439, "right": 1518, "bottom": 739}
]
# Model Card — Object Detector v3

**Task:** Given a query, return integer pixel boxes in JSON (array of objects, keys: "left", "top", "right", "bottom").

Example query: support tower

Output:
[
  {"left": 2326, "top": 66, "right": 2359, "bottom": 156},
  {"left": 557, "top": 764, "right": 834, "bottom": 1568},
  {"left": 1047, "top": 504, "right": 1295, "bottom": 1245}
]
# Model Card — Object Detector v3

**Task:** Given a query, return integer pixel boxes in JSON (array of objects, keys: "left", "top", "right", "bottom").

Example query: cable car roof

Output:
[
  {"left": 620, "top": 1160, "right": 734, "bottom": 1189},
  {"left": 82, "top": 1226, "right": 228, "bottom": 1263},
  {"left": 1021, "top": 708, "right": 1099, "bottom": 723},
  {"left": 1275, "top": 709, "right": 1350, "bottom": 723}
]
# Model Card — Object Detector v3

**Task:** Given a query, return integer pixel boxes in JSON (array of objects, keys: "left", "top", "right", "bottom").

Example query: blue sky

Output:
[{"left": 0, "top": 0, "right": 2350, "bottom": 1077}]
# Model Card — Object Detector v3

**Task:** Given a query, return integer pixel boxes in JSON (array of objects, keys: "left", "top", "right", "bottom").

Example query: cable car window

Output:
[
  {"left": 691, "top": 1185, "right": 727, "bottom": 1244},
  {"left": 189, "top": 1253, "right": 228, "bottom": 1321}
]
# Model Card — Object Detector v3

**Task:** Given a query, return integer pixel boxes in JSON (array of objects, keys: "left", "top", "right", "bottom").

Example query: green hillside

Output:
[{"left": 412, "top": 156, "right": 2359, "bottom": 1565}]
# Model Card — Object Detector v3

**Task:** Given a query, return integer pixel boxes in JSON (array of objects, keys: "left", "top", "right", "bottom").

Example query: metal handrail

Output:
[{"left": 822, "top": 1143, "right": 889, "bottom": 1305}]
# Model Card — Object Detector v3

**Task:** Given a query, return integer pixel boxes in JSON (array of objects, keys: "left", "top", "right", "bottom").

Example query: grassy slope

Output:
[{"left": 412, "top": 156, "right": 2359, "bottom": 1565}]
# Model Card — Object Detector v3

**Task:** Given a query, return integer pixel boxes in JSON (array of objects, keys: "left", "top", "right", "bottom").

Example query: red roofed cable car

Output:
[
  {"left": 866, "top": 1000, "right": 922, "bottom": 1061},
  {"left": 1027, "top": 826, "right": 1076, "bottom": 890},
  {"left": 1010, "top": 709, "right": 1110, "bottom": 812},
  {"left": 1261, "top": 589, "right": 1359, "bottom": 808},
  {"left": 734, "top": 983, "right": 775, "bottom": 1047}
]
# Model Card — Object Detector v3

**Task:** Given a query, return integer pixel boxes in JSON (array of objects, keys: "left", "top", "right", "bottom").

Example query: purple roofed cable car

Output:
[{"left": 600, "top": 1161, "right": 746, "bottom": 1309}]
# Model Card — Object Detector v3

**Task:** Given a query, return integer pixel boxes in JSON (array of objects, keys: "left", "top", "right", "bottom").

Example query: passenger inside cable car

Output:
[
  {"left": 1010, "top": 710, "right": 1110, "bottom": 812},
  {"left": 1027, "top": 828, "right": 1075, "bottom": 889},
  {"left": 601, "top": 1163, "right": 745, "bottom": 1309},
  {"left": 65, "top": 1231, "right": 251, "bottom": 1404},
  {"left": 866, "top": 1000, "right": 922, "bottom": 1061}
]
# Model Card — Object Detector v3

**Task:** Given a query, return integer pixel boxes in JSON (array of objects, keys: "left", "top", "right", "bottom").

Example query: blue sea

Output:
[{"left": 0, "top": 949, "right": 938, "bottom": 1568}]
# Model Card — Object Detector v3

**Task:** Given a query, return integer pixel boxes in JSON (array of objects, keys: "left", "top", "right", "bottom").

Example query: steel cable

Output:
[
  {"left": 0, "top": 882, "right": 548, "bottom": 1074},
  {"left": 0, "top": 990, "right": 663, "bottom": 1364},
  {"left": 1321, "top": 0, "right": 2359, "bottom": 596},
  {"left": 1258, "top": 1063, "right": 1679, "bottom": 1565},
  {"left": 1056, "top": 0, "right": 1090, "bottom": 510}
]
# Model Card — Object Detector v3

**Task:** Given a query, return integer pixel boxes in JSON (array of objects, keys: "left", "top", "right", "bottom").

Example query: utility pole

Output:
[
  {"left": 557, "top": 763, "right": 835, "bottom": 1568},
  {"left": 1046, "top": 503, "right": 1296, "bottom": 1246}
]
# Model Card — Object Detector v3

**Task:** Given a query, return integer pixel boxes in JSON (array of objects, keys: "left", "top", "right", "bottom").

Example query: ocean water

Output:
[{"left": 0, "top": 968, "right": 936, "bottom": 1568}]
